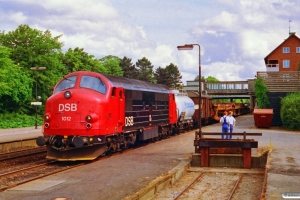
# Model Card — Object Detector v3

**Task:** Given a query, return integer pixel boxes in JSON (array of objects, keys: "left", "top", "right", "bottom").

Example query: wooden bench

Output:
[{"left": 194, "top": 131, "right": 262, "bottom": 169}]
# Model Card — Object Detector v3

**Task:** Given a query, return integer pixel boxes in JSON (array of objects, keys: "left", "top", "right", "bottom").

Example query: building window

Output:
[
  {"left": 297, "top": 47, "right": 300, "bottom": 53},
  {"left": 228, "top": 84, "right": 234, "bottom": 89},
  {"left": 283, "top": 47, "right": 290, "bottom": 53},
  {"left": 283, "top": 60, "right": 290, "bottom": 68}
]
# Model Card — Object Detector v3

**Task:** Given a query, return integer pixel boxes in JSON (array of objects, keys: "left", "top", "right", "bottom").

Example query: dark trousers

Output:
[
  {"left": 222, "top": 126, "right": 228, "bottom": 139},
  {"left": 228, "top": 124, "right": 234, "bottom": 139}
]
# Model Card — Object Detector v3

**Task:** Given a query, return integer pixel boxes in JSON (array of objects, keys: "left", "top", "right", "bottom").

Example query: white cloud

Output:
[
  {"left": 1, "top": 0, "right": 300, "bottom": 86},
  {"left": 202, "top": 11, "right": 238, "bottom": 32},
  {"left": 8, "top": 12, "right": 27, "bottom": 24}
]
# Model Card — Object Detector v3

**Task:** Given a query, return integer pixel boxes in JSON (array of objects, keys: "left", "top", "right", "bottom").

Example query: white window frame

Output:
[
  {"left": 283, "top": 47, "right": 290, "bottom": 53},
  {"left": 296, "top": 47, "right": 300, "bottom": 53},
  {"left": 283, "top": 60, "right": 290, "bottom": 68}
]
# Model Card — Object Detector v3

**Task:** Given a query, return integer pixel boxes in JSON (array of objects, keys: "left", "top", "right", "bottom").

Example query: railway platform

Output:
[
  {"left": 0, "top": 126, "right": 43, "bottom": 143},
  {"left": 0, "top": 126, "right": 43, "bottom": 152},
  {"left": 0, "top": 115, "right": 299, "bottom": 200}
]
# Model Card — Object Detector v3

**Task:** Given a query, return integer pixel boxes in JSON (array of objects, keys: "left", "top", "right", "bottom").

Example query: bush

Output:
[
  {"left": 280, "top": 92, "right": 300, "bottom": 130},
  {"left": 0, "top": 113, "right": 43, "bottom": 129},
  {"left": 254, "top": 77, "right": 271, "bottom": 108}
]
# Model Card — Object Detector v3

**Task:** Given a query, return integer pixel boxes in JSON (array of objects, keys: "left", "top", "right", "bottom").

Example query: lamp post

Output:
[
  {"left": 177, "top": 44, "right": 202, "bottom": 137},
  {"left": 30, "top": 67, "right": 46, "bottom": 129}
]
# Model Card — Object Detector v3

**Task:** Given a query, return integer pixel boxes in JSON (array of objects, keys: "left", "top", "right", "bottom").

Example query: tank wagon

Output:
[
  {"left": 36, "top": 71, "right": 196, "bottom": 160},
  {"left": 173, "top": 90, "right": 195, "bottom": 131}
]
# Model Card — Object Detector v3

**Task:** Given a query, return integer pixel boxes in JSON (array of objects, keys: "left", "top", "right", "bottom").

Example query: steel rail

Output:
[
  {"left": 227, "top": 174, "right": 243, "bottom": 200},
  {"left": 0, "top": 146, "right": 46, "bottom": 161},
  {"left": 174, "top": 172, "right": 204, "bottom": 200},
  {"left": 0, "top": 161, "right": 85, "bottom": 192}
]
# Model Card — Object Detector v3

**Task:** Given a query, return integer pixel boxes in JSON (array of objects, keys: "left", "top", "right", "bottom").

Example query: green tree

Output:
[
  {"left": 280, "top": 92, "right": 300, "bottom": 130},
  {"left": 0, "top": 46, "right": 32, "bottom": 113},
  {"left": 254, "top": 77, "right": 271, "bottom": 108},
  {"left": 206, "top": 76, "right": 219, "bottom": 82},
  {"left": 155, "top": 63, "right": 182, "bottom": 89},
  {"left": 194, "top": 75, "right": 206, "bottom": 82},
  {"left": 120, "top": 56, "right": 138, "bottom": 79},
  {"left": 136, "top": 57, "right": 156, "bottom": 83},
  {"left": 155, "top": 66, "right": 168, "bottom": 85},
  {"left": 62, "top": 47, "right": 106, "bottom": 73},
  {"left": 99, "top": 55, "right": 123, "bottom": 76},
  {"left": 165, "top": 63, "right": 182, "bottom": 89},
  {"left": 0, "top": 24, "right": 66, "bottom": 108}
]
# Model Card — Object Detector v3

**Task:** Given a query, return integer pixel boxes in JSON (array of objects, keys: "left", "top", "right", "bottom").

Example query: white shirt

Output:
[
  {"left": 220, "top": 116, "right": 229, "bottom": 124},
  {"left": 227, "top": 116, "right": 236, "bottom": 125}
]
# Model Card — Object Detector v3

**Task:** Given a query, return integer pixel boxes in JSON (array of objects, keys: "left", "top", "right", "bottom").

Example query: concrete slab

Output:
[
  {"left": 189, "top": 166, "right": 265, "bottom": 174},
  {"left": 8, "top": 180, "right": 66, "bottom": 191},
  {"left": 266, "top": 173, "right": 300, "bottom": 199},
  {"left": 0, "top": 126, "right": 43, "bottom": 143}
]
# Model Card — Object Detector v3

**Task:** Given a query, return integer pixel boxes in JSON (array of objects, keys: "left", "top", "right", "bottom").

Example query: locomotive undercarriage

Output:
[
  {"left": 159, "top": 124, "right": 179, "bottom": 138},
  {"left": 178, "top": 121, "right": 193, "bottom": 131},
  {"left": 36, "top": 134, "right": 108, "bottom": 160},
  {"left": 106, "top": 132, "right": 137, "bottom": 153}
]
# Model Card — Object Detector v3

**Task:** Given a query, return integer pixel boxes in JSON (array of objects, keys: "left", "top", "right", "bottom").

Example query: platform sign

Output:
[{"left": 31, "top": 102, "right": 42, "bottom": 106}]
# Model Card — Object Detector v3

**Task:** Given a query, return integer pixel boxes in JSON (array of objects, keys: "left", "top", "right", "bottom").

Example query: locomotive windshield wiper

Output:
[{"left": 63, "top": 76, "right": 72, "bottom": 81}]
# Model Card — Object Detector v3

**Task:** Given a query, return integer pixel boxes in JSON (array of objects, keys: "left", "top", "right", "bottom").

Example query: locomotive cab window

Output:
[
  {"left": 54, "top": 75, "right": 77, "bottom": 94},
  {"left": 80, "top": 75, "right": 107, "bottom": 94}
]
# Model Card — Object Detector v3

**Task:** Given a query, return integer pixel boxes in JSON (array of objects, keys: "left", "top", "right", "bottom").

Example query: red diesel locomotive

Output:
[{"left": 36, "top": 71, "right": 196, "bottom": 160}]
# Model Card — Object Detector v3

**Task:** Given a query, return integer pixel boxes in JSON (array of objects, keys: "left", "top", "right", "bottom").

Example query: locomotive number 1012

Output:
[{"left": 62, "top": 116, "right": 71, "bottom": 121}]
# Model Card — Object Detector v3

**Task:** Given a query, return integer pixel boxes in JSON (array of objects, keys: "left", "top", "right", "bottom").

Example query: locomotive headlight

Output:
[
  {"left": 86, "top": 115, "right": 92, "bottom": 122},
  {"left": 64, "top": 91, "right": 72, "bottom": 99},
  {"left": 85, "top": 113, "right": 99, "bottom": 122},
  {"left": 44, "top": 114, "right": 51, "bottom": 121}
]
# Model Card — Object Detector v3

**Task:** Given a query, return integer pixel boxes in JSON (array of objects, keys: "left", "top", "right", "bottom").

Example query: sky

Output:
[{"left": 1, "top": 0, "right": 300, "bottom": 85}]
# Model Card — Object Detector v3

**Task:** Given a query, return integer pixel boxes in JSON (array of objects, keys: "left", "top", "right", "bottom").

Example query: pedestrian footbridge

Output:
[{"left": 183, "top": 79, "right": 256, "bottom": 111}]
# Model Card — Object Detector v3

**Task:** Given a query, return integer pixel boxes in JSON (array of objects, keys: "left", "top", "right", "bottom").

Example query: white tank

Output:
[{"left": 174, "top": 93, "right": 195, "bottom": 122}]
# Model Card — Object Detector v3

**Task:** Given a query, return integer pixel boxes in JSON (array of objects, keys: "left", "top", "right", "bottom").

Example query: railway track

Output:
[
  {"left": 0, "top": 146, "right": 46, "bottom": 161},
  {"left": 150, "top": 170, "right": 264, "bottom": 200},
  {"left": 0, "top": 160, "right": 86, "bottom": 191}
]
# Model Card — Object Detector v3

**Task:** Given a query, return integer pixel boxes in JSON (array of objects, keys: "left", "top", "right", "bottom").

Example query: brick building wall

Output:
[{"left": 265, "top": 33, "right": 300, "bottom": 71}]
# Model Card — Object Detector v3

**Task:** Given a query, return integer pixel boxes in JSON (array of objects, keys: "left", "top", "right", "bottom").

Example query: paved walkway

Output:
[{"left": 0, "top": 126, "right": 43, "bottom": 143}]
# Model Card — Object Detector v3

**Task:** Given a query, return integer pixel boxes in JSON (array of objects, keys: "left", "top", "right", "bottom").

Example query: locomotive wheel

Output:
[
  {"left": 122, "top": 140, "right": 128, "bottom": 149},
  {"left": 107, "top": 143, "right": 118, "bottom": 153},
  {"left": 204, "top": 118, "right": 209, "bottom": 125},
  {"left": 172, "top": 127, "right": 179, "bottom": 135},
  {"left": 186, "top": 125, "right": 190, "bottom": 131}
]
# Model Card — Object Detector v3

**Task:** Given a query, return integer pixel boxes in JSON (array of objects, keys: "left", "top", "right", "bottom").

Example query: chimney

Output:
[{"left": 289, "top": 32, "right": 296, "bottom": 36}]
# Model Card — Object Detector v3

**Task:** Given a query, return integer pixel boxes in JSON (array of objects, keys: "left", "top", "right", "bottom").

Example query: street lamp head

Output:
[
  {"left": 177, "top": 44, "right": 194, "bottom": 50},
  {"left": 30, "top": 67, "right": 46, "bottom": 71}
]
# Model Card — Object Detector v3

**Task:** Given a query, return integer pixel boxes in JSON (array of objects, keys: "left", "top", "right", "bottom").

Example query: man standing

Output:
[
  {"left": 220, "top": 111, "right": 230, "bottom": 139},
  {"left": 227, "top": 111, "right": 236, "bottom": 139}
]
